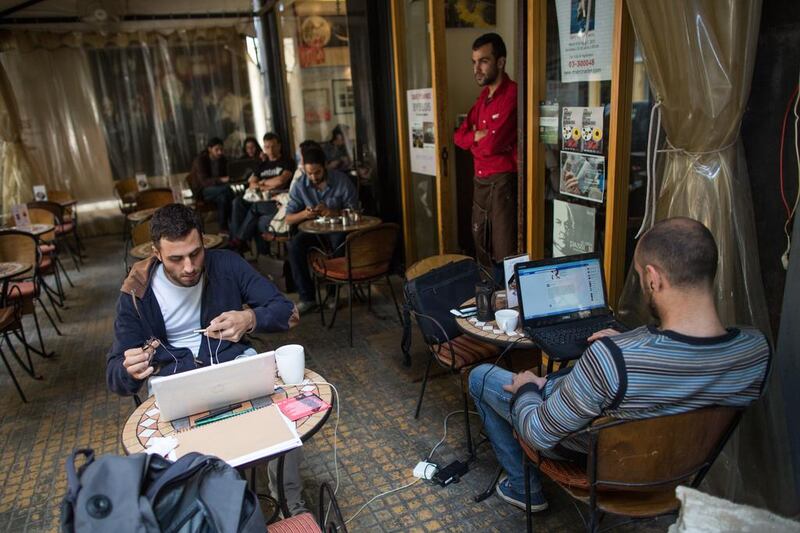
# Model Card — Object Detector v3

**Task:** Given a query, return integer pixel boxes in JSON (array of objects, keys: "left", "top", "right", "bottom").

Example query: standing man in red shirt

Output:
[{"left": 454, "top": 33, "right": 518, "bottom": 278}]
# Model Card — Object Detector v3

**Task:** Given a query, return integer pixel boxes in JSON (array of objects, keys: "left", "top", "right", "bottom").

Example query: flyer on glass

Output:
[
  {"left": 561, "top": 106, "right": 582, "bottom": 152},
  {"left": 406, "top": 88, "right": 436, "bottom": 176},
  {"left": 556, "top": 0, "right": 614, "bottom": 83},
  {"left": 580, "top": 107, "right": 604, "bottom": 154},
  {"left": 559, "top": 151, "right": 606, "bottom": 203},
  {"left": 553, "top": 199, "right": 596, "bottom": 258}
]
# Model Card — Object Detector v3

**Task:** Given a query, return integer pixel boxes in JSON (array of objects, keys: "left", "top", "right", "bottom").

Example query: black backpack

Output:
[
  {"left": 60, "top": 448, "right": 266, "bottom": 533},
  {"left": 401, "top": 258, "right": 481, "bottom": 363}
]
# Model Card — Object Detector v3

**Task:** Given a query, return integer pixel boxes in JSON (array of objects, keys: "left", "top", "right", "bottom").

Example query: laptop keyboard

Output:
[{"left": 532, "top": 320, "right": 622, "bottom": 346}]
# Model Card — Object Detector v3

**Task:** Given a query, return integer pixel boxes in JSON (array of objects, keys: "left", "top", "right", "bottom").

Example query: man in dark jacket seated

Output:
[
  {"left": 188, "top": 137, "right": 233, "bottom": 232},
  {"left": 106, "top": 203, "right": 308, "bottom": 514}
]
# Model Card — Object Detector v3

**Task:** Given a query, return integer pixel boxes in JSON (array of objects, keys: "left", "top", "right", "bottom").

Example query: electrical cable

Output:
[
  {"left": 780, "top": 80, "right": 800, "bottom": 267},
  {"left": 425, "top": 409, "right": 480, "bottom": 463},
  {"left": 344, "top": 478, "right": 422, "bottom": 526}
]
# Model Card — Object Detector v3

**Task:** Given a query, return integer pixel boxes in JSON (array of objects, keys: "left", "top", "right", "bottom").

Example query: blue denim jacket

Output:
[{"left": 286, "top": 169, "right": 357, "bottom": 214}]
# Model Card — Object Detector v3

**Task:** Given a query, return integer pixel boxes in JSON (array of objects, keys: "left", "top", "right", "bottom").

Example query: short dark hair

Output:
[
  {"left": 207, "top": 137, "right": 223, "bottom": 149},
  {"left": 472, "top": 33, "right": 506, "bottom": 60},
  {"left": 263, "top": 132, "right": 281, "bottom": 143},
  {"left": 300, "top": 139, "right": 321, "bottom": 153},
  {"left": 302, "top": 146, "right": 326, "bottom": 167},
  {"left": 636, "top": 217, "right": 718, "bottom": 288},
  {"left": 150, "top": 204, "right": 204, "bottom": 246}
]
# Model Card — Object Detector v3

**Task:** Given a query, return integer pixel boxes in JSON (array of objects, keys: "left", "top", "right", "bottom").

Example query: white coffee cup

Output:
[
  {"left": 495, "top": 309, "right": 519, "bottom": 335},
  {"left": 275, "top": 344, "right": 305, "bottom": 384}
]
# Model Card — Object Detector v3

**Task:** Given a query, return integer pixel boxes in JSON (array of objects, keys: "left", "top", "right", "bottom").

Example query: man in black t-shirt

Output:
[{"left": 229, "top": 133, "right": 296, "bottom": 251}]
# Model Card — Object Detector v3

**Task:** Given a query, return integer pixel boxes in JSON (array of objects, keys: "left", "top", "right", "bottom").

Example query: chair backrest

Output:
[
  {"left": 114, "top": 178, "right": 138, "bottom": 200},
  {"left": 135, "top": 188, "right": 174, "bottom": 210},
  {"left": 345, "top": 223, "right": 399, "bottom": 275},
  {"left": 0, "top": 231, "right": 38, "bottom": 269},
  {"left": 590, "top": 406, "right": 743, "bottom": 491},
  {"left": 46, "top": 190, "right": 72, "bottom": 203},
  {"left": 27, "top": 201, "right": 64, "bottom": 224},
  {"left": 131, "top": 221, "right": 151, "bottom": 247},
  {"left": 406, "top": 254, "right": 472, "bottom": 282},
  {"left": 27, "top": 208, "right": 56, "bottom": 241}
]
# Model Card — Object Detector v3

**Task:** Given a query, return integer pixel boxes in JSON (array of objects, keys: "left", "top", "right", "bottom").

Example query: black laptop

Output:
[
  {"left": 227, "top": 158, "right": 260, "bottom": 183},
  {"left": 515, "top": 253, "right": 627, "bottom": 361}
]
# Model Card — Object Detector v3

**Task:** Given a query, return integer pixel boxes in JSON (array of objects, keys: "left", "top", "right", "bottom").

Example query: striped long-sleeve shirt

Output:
[{"left": 511, "top": 326, "right": 771, "bottom": 453}]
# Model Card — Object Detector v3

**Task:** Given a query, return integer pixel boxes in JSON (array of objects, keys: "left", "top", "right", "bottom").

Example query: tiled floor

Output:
[{"left": 0, "top": 235, "right": 671, "bottom": 532}]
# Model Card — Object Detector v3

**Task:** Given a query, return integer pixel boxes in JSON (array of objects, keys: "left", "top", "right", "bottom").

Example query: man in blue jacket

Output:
[{"left": 106, "top": 203, "right": 307, "bottom": 514}]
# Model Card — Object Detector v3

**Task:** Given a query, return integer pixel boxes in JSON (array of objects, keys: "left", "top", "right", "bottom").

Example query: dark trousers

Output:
[
  {"left": 232, "top": 199, "right": 279, "bottom": 243},
  {"left": 202, "top": 185, "right": 234, "bottom": 231},
  {"left": 472, "top": 172, "right": 517, "bottom": 266},
  {"left": 288, "top": 231, "right": 345, "bottom": 303}
]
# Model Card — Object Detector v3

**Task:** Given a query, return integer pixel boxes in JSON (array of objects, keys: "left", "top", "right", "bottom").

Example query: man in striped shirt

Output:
[{"left": 468, "top": 217, "right": 771, "bottom": 512}]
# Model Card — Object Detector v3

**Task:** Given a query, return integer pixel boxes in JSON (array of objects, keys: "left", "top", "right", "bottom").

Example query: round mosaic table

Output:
[
  {"left": 126, "top": 207, "right": 158, "bottom": 224},
  {"left": 0, "top": 262, "right": 31, "bottom": 281},
  {"left": 57, "top": 198, "right": 77, "bottom": 208},
  {"left": 128, "top": 233, "right": 225, "bottom": 260},
  {"left": 121, "top": 368, "right": 333, "bottom": 455},
  {"left": 299, "top": 215, "right": 381, "bottom": 235},
  {"left": 454, "top": 296, "right": 535, "bottom": 349}
]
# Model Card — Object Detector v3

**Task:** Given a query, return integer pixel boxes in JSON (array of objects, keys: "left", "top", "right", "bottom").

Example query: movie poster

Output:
[
  {"left": 580, "top": 107, "right": 604, "bottom": 154},
  {"left": 561, "top": 106, "right": 582, "bottom": 152},
  {"left": 556, "top": 0, "right": 614, "bottom": 83},
  {"left": 553, "top": 199, "right": 596, "bottom": 257},
  {"left": 407, "top": 88, "right": 436, "bottom": 176}
]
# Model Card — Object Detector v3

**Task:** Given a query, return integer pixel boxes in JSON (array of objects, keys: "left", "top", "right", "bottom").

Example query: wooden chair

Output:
[
  {"left": 0, "top": 300, "right": 33, "bottom": 402},
  {"left": 46, "top": 190, "right": 83, "bottom": 254},
  {"left": 134, "top": 188, "right": 174, "bottom": 210},
  {"left": 268, "top": 482, "right": 346, "bottom": 532},
  {"left": 309, "top": 223, "right": 402, "bottom": 346},
  {"left": 28, "top": 208, "right": 70, "bottom": 308},
  {"left": 0, "top": 230, "right": 59, "bottom": 360},
  {"left": 113, "top": 177, "right": 139, "bottom": 214},
  {"left": 519, "top": 406, "right": 744, "bottom": 532},
  {"left": 131, "top": 221, "right": 151, "bottom": 247},
  {"left": 403, "top": 255, "right": 504, "bottom": 458},
  {"left": 27, "top": 200, "right": 82, "bottom": 270}
]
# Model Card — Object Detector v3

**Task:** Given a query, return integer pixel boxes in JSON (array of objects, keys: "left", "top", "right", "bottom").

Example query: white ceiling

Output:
[{"left": 0, "top": 0, "right": 259, "bottom": 31}]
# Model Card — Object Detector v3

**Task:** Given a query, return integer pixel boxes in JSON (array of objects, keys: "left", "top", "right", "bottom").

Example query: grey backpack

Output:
[{"left": 60, "top": 448, "right": 266, "bottom": 533}]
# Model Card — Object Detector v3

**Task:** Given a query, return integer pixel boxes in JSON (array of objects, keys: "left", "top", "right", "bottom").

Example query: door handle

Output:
[{"left": 440, "top": 146, "right": 449, "bottom": 177}]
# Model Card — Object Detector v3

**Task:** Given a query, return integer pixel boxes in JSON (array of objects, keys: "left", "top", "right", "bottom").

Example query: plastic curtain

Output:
[
  {"left": 87, "top": 31, "right": 251, "bottom": 181},
  {"left": 0, "top": 28, "right": 253, "bottom": 234},
  {"left": 621, "top": 0, "right": 796, "bottom": 514},
  {"left": 0, "top": 61, "right": 38, "bottom": 217},
  {"left": 0, "top": 47, "right": 114, "bottom": 206}
]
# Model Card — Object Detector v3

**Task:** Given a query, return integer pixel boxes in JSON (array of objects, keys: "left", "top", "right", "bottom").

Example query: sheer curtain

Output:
[{"left": 620, "top": 0, "right": 797, "bottom": 514}]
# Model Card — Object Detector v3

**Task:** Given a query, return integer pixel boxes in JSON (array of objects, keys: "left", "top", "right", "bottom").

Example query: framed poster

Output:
[
  {"left": 445, "top": 0, "right": 496, "bottom": 28},
  {"left": 332, "top": 79, "right": 354, "bottom": 115}
]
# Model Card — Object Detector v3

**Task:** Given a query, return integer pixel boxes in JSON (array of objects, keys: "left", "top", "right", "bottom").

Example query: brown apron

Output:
[{"left": 472, "top": 172, "right": 517, "bottom": 266}]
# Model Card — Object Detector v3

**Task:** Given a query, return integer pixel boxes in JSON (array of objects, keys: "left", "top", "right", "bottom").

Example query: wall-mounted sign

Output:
[
  {"left": 407, "top": 88, "right": 436, "bottom": 176},
  {"left": 556, "top": 0, "right": 614, "bottom": 83}
]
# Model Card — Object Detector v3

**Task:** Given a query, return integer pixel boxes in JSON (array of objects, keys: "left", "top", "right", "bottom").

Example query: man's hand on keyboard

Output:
[
  {"left": 503, "top": 370, "right": 546, "bottom": 394},
  {"left": 587, "top": 329, "right": 621, "bottom": 343}
]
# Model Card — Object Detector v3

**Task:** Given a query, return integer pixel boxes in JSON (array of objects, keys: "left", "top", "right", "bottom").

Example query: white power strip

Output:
[{"left": 413, "top": 461, "right": 438, "bottom": 480}]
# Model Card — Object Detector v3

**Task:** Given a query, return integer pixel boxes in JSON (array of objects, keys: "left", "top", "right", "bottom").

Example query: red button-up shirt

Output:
[{"left": 454, "top": 73, "right": 518, "bottom": 179}]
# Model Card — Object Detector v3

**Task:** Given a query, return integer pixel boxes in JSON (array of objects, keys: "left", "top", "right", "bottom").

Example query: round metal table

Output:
[
  {"left": 128, "top": 233, "right": 225, "bottom": 260},
  {"left": 454, "top": 296, "right": 535, "bottom": 349},
  {"left": 298, "top": 215, "right": 381, "bottom": 235}
]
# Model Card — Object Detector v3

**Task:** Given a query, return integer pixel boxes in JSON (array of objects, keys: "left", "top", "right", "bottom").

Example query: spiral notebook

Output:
[{"left": 174, "top": 404, "right": 302, "bottom": 467}]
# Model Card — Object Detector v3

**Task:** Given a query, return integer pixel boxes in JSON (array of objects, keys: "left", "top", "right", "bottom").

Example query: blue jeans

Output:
[
  {"left": 202, "top": 185, "right": 234, "bottom": 231},
  {"left": 468, "top": 363, "right": 543, "bottom": 495}
]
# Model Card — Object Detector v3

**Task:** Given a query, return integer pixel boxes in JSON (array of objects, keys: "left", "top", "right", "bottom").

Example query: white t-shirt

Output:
[{"left": 151, "top": 264, "right": 203, "bottom": 357}]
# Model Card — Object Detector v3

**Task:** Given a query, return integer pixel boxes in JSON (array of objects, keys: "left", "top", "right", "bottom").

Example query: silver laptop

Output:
[{"left": 151, "top": 351, "right": 276, "bottom": 422}]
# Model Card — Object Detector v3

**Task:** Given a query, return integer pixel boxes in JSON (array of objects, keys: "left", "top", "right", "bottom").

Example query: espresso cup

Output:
[
  {"left": 494, "top": 309, "right": 519, "bottom": 335},
  {"left": 275, "top": 344, "right": 305, "bottom": 384}
]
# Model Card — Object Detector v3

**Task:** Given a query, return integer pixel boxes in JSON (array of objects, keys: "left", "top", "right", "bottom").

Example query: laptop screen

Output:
[{"left": 517, "top": 257, "right": 607, "bottom": 321}]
